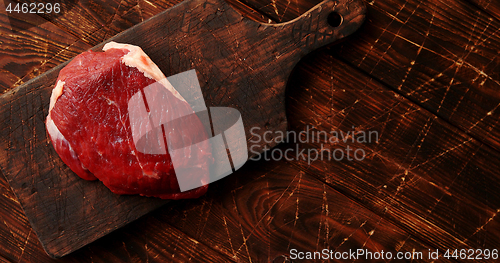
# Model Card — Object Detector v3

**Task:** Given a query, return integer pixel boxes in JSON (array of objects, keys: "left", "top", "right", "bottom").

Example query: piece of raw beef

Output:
[{"left": 46, "top": 42, "right": 211, "bottom": 199}]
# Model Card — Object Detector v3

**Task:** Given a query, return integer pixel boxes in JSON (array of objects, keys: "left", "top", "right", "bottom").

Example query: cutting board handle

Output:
[{"left": 260, "top": 0, "right": 366, "bottom": 55}]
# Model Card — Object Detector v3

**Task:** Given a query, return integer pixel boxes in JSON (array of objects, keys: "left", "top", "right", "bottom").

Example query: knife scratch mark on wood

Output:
[
  {"left": 322, "top": 184, "right": 329, "bottom": 249},
  {"left": 464, "top": 208, "right": 500, "bottom": 243},
  {"left": 234, "top": 170, "right": 302, "bottom": 255},
  {"left": 466, "top": 103, "right": 500, "bottom": 133},
  {"left": 238, "top": 221, "right": 253, "bottom": 263},
  {"left": 286, "top": 196, "right": 300, "bottom": 251},
  {"left": 196, "top": 199, "right": 213, "bottom": 239},
  {"left": 222, "top": 213, "right": 237, "bottom": 259},
  {"left": 397, "top": 10, "right": 434, "bottom": 91},
  {"left": 369, "top": 0, "right": 424, "bottom": 75},
  {"left": 424, "top": 145, "right": 479, "bottom": 220},
  {"left": 17, "top": 229, "right": 31, "bottom": 262},
  {"left": 143, "top": 0, "right": 157, "bottom": 8},
  {"left": 357, "top": 0, "right": 409, "bottom": 68}
]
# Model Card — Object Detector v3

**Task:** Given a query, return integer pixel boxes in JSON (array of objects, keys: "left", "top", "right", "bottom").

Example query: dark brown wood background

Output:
[{"left": 0, "top": 0, "right": 499, "bottom": 262}]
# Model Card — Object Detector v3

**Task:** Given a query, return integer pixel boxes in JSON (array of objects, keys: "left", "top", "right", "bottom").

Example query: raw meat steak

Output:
[{"left": 46, "top": 42, "right": 211, "bottom": 199}]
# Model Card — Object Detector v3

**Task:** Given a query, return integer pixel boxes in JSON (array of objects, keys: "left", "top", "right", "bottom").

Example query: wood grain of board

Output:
[
  {"left": 467, "top": 0, "right": 500, "bottom": 21},
  {"left": 156, "top": 158, "right": 445, "bottom": 262},
  {"left": 331, "top": 0, "right": 500, "bottom": 152},
  {"left": 0, "top": 0, "right": 365, "bottom": 257},
  {"left": 0, "top": 9, "right": 92, "bottom": 94}
]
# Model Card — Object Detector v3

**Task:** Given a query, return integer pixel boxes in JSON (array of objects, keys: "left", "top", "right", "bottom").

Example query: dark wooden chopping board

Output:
[{"left": 0, "top": 0, "right": 365, "bottom": 257}]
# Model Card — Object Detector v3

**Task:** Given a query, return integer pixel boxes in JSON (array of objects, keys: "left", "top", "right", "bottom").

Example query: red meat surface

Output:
[{"left": 46, "top": 43, "right": 210, "bottom": 199}]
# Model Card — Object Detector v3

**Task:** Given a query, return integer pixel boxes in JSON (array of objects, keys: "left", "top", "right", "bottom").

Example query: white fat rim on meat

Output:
[
  {"left": 46, "top": 80, "right": 84, "bottom": 170},
  {"left": 46, "top": 80, "right": 65, "bottom": 136},
  {"left": 103, "top": 41, "right": 186, "bottom": 102},
  {"left": 46, "top": 80, "right": 66, "bottom": 144},
  {"left": 49, "top": 80, "right": 65, "bottom": 113},
  {"left": 46, "top": 117, "right": 64, "bottom": 143},
  {"left": 46, "top": 113, "right": 85, "bottom": 170}
]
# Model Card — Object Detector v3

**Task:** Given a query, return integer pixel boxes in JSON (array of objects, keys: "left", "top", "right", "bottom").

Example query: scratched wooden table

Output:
[{"left": 0, "top": 0, "right": 499, "bottom": 262}]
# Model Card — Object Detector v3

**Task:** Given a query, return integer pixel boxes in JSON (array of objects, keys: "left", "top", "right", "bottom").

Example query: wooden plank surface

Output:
[
  {"left": 0, "top": 9, "right": 92, "bottom": 94},
  {"left": 285, "top": 51, "right": 500, "bottom": 252},
  {"left": 468, "top": 0, "right": 500, "bottom": 21},
  {"left": 331, "top": 0, "right": 500, "bottom": 152},
  {"left": 242, "top": 0, "right": 500, "bottom": 153},
  {"left": 0, "top": 0, "right": 499, "bottom": 262},
  {"left": 0, "top": 0, "right": 366, "bottom": 257},
  {"left": 156, "top": 159, "right": 442, "bottom": 262}
]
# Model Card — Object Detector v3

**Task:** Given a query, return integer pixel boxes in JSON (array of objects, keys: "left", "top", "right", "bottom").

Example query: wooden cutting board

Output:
[{"left": 0, "top": 0, "right": 365, "bottom": 258}]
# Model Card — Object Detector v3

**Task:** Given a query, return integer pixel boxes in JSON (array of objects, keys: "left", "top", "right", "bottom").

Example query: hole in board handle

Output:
[{"left": 327, "top": 11, "right": 343, "bottom": 27}]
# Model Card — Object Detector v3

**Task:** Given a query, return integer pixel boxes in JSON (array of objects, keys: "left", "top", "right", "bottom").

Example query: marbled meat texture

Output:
[{"left": 45, "top": 42, "right": 210, "bottom": 199}]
